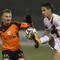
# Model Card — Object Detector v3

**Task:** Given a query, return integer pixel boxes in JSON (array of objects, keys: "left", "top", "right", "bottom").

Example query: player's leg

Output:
[
  {"left": 3, "top": 58, "right": 10, "bottom": 60},
  {"left": 31, "top": 31, "right": 54, "bottom": 48},
  {"left": 2, "top": 52, "right": 10, "bottom": 60},
  {"left": 17, "top": 51, "right": 25, "bottom": 60},
  {"left": 13, "top": 49, "right": 25, "bottom": 60},
  {"left": 18, "top": 58, "right": 25, "bottom": 60},
  {"left": 2, "top": 50, "right": 13, "bottom": 60},
  {"left": 53, "top": 38, "right": 60, "bottom": 60},
  {"left": 53, "top": 51, "right": 60, "bottom": 60}
]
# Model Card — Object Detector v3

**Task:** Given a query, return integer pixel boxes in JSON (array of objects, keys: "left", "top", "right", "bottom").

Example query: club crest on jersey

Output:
[{"left": 7, "top": 31, "right": 11, "bottom": 35}]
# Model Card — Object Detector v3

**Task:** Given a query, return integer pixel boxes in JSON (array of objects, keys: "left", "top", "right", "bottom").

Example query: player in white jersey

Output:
[{"left": 26, "top": 2, "right": 60, "bottom": 60}]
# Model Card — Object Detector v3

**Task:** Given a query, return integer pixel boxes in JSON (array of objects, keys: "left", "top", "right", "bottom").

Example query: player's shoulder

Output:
[
  {"left": 53, "top": 13, "right": 60, "bottom": 20},
  {"left": 53, "top": 13, "right": 60, "bottom": 17},
  {"left": 11, "top": 20, "right": 21, "bottom": 24},
  {"left": 0, "top": 24, "right": 2, "bottom": 27},
  {"left": 10, "top": 20, "right": 21, "bottom": 27}
]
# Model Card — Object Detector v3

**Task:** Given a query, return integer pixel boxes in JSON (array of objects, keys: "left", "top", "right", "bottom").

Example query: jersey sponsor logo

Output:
[
  {"left": 3, "top": 35, "right": 16, "bottom": 40},
  {"left": 57, "top": 19, "right": 60, "bottom": 22}
]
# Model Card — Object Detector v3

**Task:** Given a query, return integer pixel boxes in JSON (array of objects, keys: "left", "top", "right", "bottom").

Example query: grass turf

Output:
[{"left": 22, "top": 46, "right": 55, "bottom": 60}]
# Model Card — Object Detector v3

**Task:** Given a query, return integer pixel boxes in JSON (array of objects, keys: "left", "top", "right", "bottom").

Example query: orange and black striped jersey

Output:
[{"left": 0, "top": 20, "right": 33, "bottom": 51}]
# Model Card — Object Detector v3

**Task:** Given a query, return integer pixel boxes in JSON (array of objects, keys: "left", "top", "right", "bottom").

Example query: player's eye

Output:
[
  {"left": 42, "top": 9, "right": 45, "bottom": 11},
  {"left": 5, "top": 16, "right": 9, "bottom": 17},
  {"left": 5, "top": 16, "right": 12, "bottom": 18}
]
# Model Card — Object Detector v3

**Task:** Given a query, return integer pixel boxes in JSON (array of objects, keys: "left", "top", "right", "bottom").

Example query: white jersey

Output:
[
  {"left": 44, "top": 13, "right": 60, "bottom": 38},
  {"left": 44, "top": 13, "right": 60, "bottom": 52}
]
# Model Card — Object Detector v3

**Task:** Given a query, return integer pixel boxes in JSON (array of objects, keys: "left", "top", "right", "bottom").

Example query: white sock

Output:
[{"left": 40, "top": 35, "right": 49, "bottom": 43}]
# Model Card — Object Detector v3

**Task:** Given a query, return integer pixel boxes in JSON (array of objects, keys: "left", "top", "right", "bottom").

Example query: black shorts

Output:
[{"left": 2, "top": 49, "right": 24, "bottom": 60}]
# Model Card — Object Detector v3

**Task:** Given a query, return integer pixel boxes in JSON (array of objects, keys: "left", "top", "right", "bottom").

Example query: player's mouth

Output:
[
  {"left": 7, "top": 20, "right": 11, "bottom": 23},
  {"left": 42, "top": 13, "right": 46, "bottom": 17},
  {"left": 43, "top": 14, "right": 47, "bottom": 17}
]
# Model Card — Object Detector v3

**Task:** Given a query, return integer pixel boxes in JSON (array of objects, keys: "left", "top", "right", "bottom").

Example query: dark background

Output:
[{"left": 0, "top": 0, "right": 60, "bottom": 29}]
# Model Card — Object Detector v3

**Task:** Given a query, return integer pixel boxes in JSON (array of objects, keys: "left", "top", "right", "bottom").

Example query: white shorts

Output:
[{"left": 54, "top": 38, "right": 60, "bottom": 52}]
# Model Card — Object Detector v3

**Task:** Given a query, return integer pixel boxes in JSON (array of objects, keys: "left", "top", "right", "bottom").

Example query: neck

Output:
[
  {"left": 2, "top": 22, "right": 10, "bottom": 26},
  {"left": 48, "top": 12, "right": 52, "bottom": 20}
]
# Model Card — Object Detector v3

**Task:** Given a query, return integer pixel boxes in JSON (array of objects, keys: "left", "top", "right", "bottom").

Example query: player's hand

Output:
[{"left": 51, "top": 29, "right": 57, "bottom": 34}]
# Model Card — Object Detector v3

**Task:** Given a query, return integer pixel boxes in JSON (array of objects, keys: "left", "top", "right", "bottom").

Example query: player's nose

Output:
[
  {"left": 42, "top": 11, "right": 45, "bottom": 16},
  {"left": 7, "top": 17, "right": 11, "bottom": 20}
]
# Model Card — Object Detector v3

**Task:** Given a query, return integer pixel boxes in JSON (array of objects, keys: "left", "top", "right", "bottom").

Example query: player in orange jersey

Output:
[{"left": 0, "top": 9, "right": 33, "bottom": 60}]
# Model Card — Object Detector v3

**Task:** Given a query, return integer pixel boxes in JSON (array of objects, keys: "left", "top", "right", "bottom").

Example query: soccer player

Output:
[
  {"left": 0, "top": 9, "right": 33, "bottom": 60},
  {"left": 22, "top": 15, "right": 33, "bottom": 27},
  {"left": 27, "top": 2, "right": 60, "bottom": 60}
]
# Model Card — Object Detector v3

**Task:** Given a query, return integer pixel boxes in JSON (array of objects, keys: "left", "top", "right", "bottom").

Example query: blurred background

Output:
[
  {"left": 0, "top": 0, "right": 59, "bottom": 60},
  {"left": 0, "top": 0, "right": 60, "bottom": 30}
]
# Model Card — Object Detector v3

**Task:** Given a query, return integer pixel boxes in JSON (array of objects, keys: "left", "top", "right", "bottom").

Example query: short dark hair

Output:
[
  {"left": 26, "top": 15, "right": 32, "bottom": 20},
  {"left": 41, "top": 2, "right": 53, "bottom": 12},
  {"left": 0, "top": 9, "right": 12, "bottom": 16}
]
